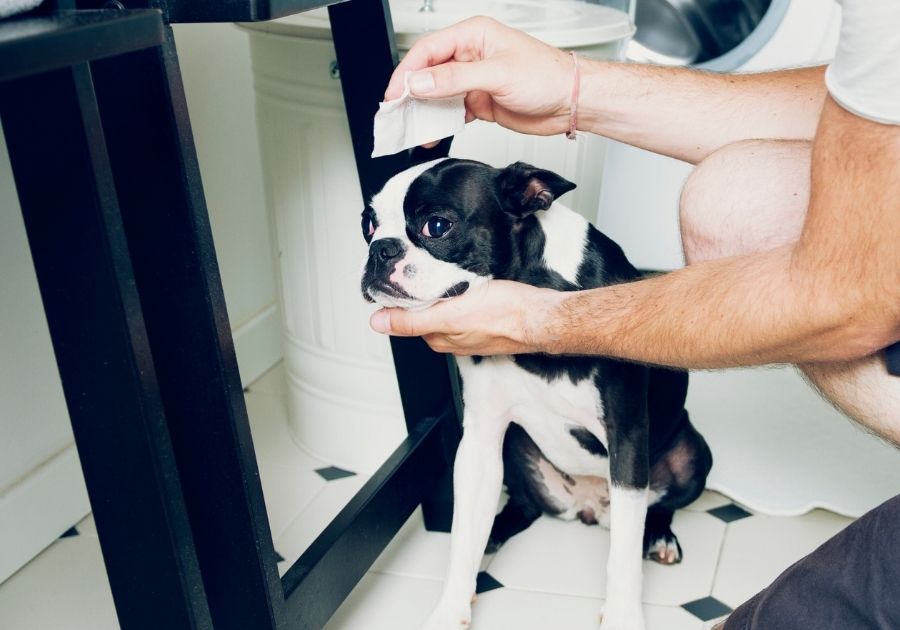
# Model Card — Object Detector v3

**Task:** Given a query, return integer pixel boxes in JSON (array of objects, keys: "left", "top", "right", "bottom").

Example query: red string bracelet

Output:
[{"left": 566, "top": 51, "right": 580, "bottom": 140}]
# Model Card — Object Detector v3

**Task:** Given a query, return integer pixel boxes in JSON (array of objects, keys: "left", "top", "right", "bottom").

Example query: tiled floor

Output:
[{"left": 0, "top": 364, "right": 855, "bottom": 630}]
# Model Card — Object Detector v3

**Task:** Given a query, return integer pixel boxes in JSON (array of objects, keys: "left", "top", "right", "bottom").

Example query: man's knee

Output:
[{"left": 679, "top": 139, "right": 811, "bottom": 265}]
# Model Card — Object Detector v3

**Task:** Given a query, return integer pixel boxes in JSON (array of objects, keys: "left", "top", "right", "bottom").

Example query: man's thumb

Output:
[
  {"left": 370, "top": 309, "right": 394, "bottom": 334},
  {"left": 370, "top": 308, "right": 424, "bottom": 337}
]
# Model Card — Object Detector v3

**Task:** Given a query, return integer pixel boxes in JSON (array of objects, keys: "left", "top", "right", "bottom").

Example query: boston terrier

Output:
[{"left": 360, "top": 157, "right": 712, "bottom": 630}]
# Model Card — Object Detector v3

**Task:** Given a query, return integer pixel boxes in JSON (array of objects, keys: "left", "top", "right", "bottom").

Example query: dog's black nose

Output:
[{"left": 371, "top": 238, "right": 404, "bottom": 262}]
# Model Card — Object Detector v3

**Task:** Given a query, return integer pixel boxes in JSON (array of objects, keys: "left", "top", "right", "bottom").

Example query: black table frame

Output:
[{"left": 0, "top": 1, "right": 460, "bottom": 628}]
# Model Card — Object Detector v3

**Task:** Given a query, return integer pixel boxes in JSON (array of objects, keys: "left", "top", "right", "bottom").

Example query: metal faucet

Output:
[{"left": 419, "top": 0, "right": 434, "bottom": 12}]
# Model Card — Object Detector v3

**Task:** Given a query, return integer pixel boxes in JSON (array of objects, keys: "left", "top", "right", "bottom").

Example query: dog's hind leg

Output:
[
  {"left": 485, "top": 496, "right": 542, "bottom": 553},
  {"left": 423, "top": 410, "right": 508, "bottom": 630},
  {"left": 485, "top": 423, "right": 550, "bottom": 553},
  {"left": 645, "top": 411, "right": 713, "bottom": 565},
  {"left": 642, "top": 505, "right": 681, "bottom": 565},
  {"left": 599, "top": 364, "right": 650, "bottom": 630}
]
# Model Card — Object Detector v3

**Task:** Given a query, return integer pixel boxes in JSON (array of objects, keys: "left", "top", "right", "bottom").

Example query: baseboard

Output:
[
  {"left": 232, "top": 302, "right": 284, "bottom": 387},
  {"left": 0, "top": 305, "right": 282, "bottom": 584},
  {"left": 0, "top": 445, "right": 89, "bottom": 584}
]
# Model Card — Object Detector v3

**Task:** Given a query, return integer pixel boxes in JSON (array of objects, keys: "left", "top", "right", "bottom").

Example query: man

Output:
[{"left": 370, "top": 2, "right": 900, "bottom": 628}]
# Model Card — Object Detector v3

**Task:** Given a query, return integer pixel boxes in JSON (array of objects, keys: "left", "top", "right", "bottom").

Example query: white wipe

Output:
[
  {"left": 0, "top": 0, "right": 42, "bottom": 18},
  {"left": 371, "top": 72, "right": 466, "bottom": 158}
]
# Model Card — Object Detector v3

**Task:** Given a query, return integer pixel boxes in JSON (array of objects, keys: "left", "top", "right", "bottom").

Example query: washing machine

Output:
[{"left": 596, "top": 0, "right": 842, "bottom": 270}]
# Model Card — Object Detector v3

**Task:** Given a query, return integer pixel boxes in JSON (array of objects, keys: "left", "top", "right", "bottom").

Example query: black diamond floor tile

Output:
[
  {"left": 315, "top": 466, "right": 357, "bottom": 481},
  {"left": 475, "top": 571, "right": 503, "bottom": 594},
  {"left": 682, "top": 596, "right": 732, "bottom": 621},
  {"left": 707, "top": 503, "right": 753, "bottom": 523},
  {"left": 59, "top": 526, "right": 79, "bottom": 539}
]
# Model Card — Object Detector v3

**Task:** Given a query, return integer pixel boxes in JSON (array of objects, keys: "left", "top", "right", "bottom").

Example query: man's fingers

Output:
[
  {"left": 384, "top": 17, "right": 495, "bottom": 100},
  {"left": 406, "top": 60, "right": 497, "bottom": 99},
  {"left": 464, "top": 90, "right": 496, "bottom": 123},
  {"left": 385, "top": 26, "right": 471, "bottom": 99}
]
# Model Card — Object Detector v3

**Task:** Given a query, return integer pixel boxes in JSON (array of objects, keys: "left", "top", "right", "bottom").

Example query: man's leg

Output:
[{"left": 679, "top": 139, "right": 900, "bottom": 446}]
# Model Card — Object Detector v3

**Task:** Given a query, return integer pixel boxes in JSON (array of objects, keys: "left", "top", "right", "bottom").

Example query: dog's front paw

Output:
[
  {"left": 421, "top": 599, "right": 473, "bottom": 630},
  {"left": 599, "top": 603, "right": 645, "bottom": 630}
]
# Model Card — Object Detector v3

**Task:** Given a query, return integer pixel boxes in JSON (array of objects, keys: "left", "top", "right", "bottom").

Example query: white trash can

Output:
[{"left": 238, "top": 1, "right": 634, "bottom": 472}]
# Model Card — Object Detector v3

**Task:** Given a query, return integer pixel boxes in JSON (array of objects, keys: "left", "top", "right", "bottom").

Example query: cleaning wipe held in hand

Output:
[{"left": 371, "top": 72, "right": 466, "bottom": 158}]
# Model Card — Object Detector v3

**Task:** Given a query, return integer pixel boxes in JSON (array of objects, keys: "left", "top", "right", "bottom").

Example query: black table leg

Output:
[
  {"left": 0, "top": 63, "right": 213, "bottom": 630},
  {"left": 87, "top": 30, "right": 287, "bottom": 630},
  {"left": 328, "top": 0, "right": 461, "bottom": 534}
]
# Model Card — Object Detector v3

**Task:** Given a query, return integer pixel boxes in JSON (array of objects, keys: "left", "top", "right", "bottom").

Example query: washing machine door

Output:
[{"left": 627, "top": 0, "right": 790, "bottom": 71}]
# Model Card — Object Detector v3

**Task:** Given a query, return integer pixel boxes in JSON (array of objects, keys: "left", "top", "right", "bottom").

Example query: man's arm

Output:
[
  {"left": 577, "top": 62, "right": 827, "bottom": 164},
  {"left": 386, "top": 17, "right": 827, "bottom": 164},
  {"left": 371, "top": 97, "right": 900, "bottom": 368}
]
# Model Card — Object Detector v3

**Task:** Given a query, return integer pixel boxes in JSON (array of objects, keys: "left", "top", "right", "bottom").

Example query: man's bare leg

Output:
[{"left": 679, "top": 139, "right": 900, "bottom": 445}]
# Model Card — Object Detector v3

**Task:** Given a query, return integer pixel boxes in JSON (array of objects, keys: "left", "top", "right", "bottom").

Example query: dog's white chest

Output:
[{"left": 457, "top": 356, "right": 609, "bottom": 477}]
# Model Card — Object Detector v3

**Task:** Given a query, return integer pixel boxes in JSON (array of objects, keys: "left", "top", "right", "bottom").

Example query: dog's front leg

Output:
[
  {"left": 601, "top": 371, "right": 650, "bottom": 630},
  {"left": 602, "top": 483, "right": 648, "bottom": 630},
  {"left": 423, "top": 412, "right": 507, "bottom": 630}
]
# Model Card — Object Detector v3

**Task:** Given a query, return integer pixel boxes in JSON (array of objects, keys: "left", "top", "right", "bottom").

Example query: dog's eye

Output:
[
  {"left": 422, "top": 217, "right": 453, "bottom": 238},
  {"left": 361, "top": 215, "right": 376, "bottom": 243}
]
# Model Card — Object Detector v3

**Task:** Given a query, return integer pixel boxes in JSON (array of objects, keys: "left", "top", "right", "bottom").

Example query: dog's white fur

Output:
[
  {"left": 368, "top": 158, "right": 487, "bottom": 311},
  {"left": 367, "top": 163, "right": 647, "bottom": 630}
]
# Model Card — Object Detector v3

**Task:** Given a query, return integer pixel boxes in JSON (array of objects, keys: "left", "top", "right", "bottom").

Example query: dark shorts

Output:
[
  {"left": 886, "top": 341, "right": 899, "bottom": 377},
  {"left": 723, "top": 493, "right": 900, "bottom": 630}
]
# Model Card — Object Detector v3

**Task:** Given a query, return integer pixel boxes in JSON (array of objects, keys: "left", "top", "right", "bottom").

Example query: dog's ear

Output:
[
  {"left": 497, "top": 162, "right": 576, "bottom": 219},
  {"left": 409, "top": 136, "right": 453, "bottom": 166}
]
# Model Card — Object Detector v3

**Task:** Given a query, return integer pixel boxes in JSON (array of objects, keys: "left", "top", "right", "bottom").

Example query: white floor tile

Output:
[
  {"left": 712, "top": 509, "right": 852, "bottom": 608},
  {"left": 245, "top": 389, "right": 326, "bottom": 471},
  {"left": 327, "top": 575, "right": 703, "bottom": 630},
  {"left": 643, "top": 511, "right": 726, "bottom": 605},
  {"left": 474, "top": 590, "right": 702, "bottom": 630},
  {"left": 0, "top": 536, "right": 117, "bottom": 630},
  {"left": 275, "top": 473, "right": 368, "bottom": 573},
  {"left": 370, "top": 508, "right": 451, "bottom": 581},
  {"left": 76, "top": 513, "right": 97, "bottom": 537},
  {"left": 470, "top": 587, "right": 603, "bottom": 630},
  {"left": 488, "top": 509, "right": 725, "bottom": 606},
  {"left": 683, "top": 490, "right": 732, "bottom": 513},
  {"left": 488, "top": 514, "right": 608, "bottom": 599},
  {"left": 258, "top": 462, "right": 327, "bottom": 541},
  {"left": 644, "top": 603, "right": 706, "bottom": 630},
  {"left": 483, "top": 592, "right": 704, "bottom": 629},
  {"left": 325, "top": 572, "right": 442, "bottom": 630}
]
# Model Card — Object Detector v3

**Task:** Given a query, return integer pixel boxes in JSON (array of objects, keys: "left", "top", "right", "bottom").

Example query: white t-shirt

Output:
[{"left": 825, "top": 0, "right": 900, "bottom": 125}]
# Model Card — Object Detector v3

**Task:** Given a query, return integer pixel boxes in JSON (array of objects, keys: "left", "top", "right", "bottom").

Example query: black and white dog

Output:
[{"left": 360, "top": 156, "right": 712, "bottom": 630}]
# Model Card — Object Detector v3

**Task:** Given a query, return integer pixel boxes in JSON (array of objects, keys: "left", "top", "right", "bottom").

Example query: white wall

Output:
[
  {"left": 0, "top": 126, "right": 90, "bottom": 584},
  {"left": 0, "top": 23, "right": 279, "bottom": 582},
  {"left": 174, "top": 23, "right": 282, "bottom": 382}
]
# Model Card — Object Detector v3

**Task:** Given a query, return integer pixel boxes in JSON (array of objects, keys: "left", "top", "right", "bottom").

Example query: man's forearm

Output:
[
  {"left": 578, "top": 62, "right": 827, "bottom": 164},
  {"left": 544, "top": 247, "right": 862, "bottom": 368}
]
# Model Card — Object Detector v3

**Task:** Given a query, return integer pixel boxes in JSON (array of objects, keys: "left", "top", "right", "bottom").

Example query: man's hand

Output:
[
  {"left": 386, "top": 17, "right": 826, "bottom": 162},
  {"left": 385, "top": 17, "right": 573, "bottom": 137},
  {"left": 369, "top": 280, "right": 560, "bottom": 356}
]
